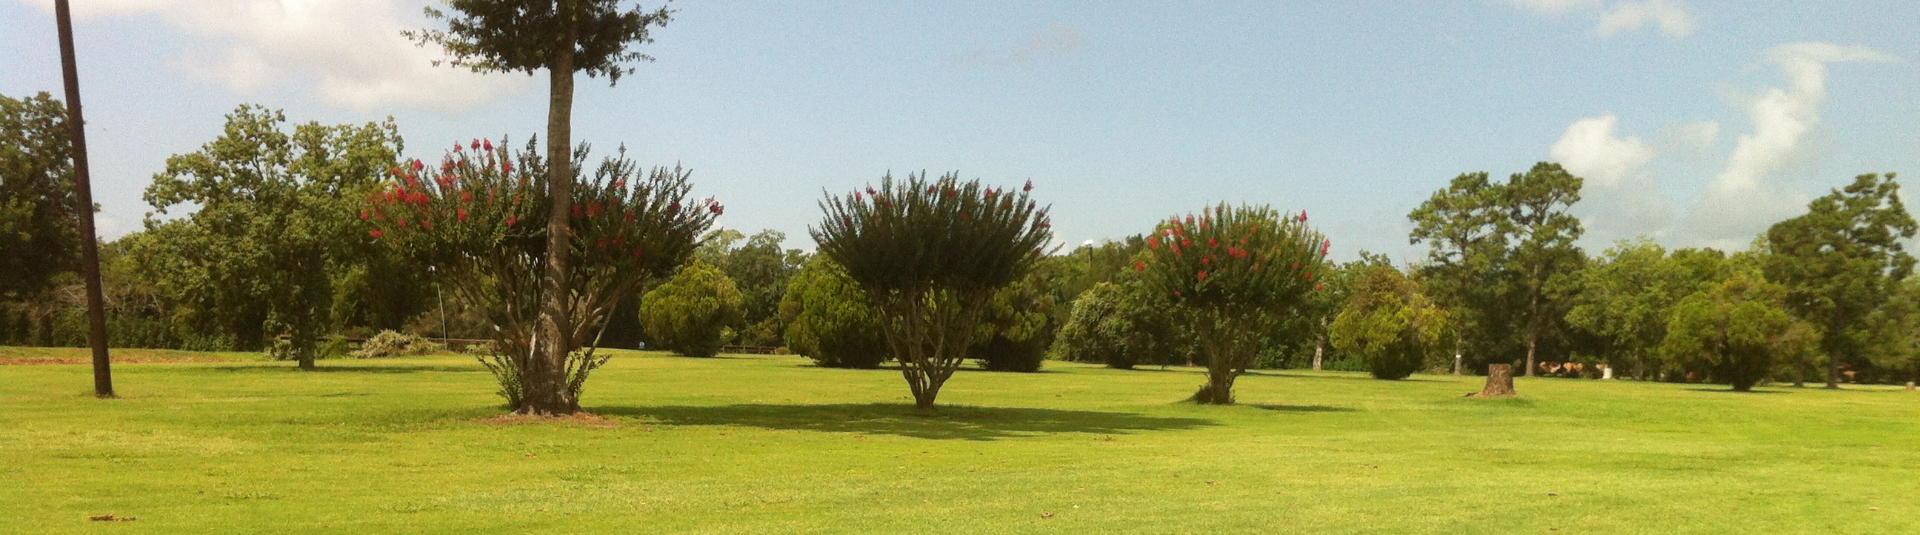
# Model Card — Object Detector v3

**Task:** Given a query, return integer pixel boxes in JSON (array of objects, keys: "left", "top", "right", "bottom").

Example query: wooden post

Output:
[
  {"left": 54, "top": 0, "right": 114, "bottom": 398},
  {"left": 1477, "top": 363, "right": 1515, "bottom": 397}
]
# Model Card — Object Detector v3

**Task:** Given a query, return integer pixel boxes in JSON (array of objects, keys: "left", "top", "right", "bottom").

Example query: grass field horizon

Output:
[{"left": 5, "top": 348, "right": 1918, "bottom": 533}]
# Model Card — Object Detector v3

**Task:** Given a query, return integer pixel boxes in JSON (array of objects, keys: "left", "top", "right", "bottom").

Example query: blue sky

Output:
[{"left": 2, "top": 0, "right": 1916, "bottom": 262}]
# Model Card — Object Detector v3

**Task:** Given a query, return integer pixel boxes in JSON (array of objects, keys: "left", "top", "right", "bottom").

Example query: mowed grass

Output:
[{"left": 4, "top": 350, "right": 1919, "bottom": 534}]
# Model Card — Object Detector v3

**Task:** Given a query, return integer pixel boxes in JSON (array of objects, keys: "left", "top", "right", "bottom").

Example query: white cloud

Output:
[
  {"left": 1499, "top": 0, "right": 1694, "bottom": 38},
  {"left": 1596, "top": 0, "right": 1696, "bottom": 37},
  {"left": 1677, "top": 42, "right": 1897, "bottom": 248},
  {"left": 1551, "top": 115, "right": 1670, "bottom": 241},
  {"left": 954, "top": 23, "right": 1084, "bottom": 67},
  {"left": 19, "top": 0, "right": 525, "bottom": 112},
  {"left": 1663, "top": 120, "right": 1719, "bottom": 157}
]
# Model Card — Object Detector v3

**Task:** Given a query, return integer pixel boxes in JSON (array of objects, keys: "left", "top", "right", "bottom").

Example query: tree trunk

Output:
[
  {"left": 1477, "top": 363, "right": 1515, "bottom": 397},
  {"left": 526, "top": 26, "right": 579, "bottom": 416},
  {"left": 1525, "top": 267, "right": 1541, "bottom": 377},
  {"left": 1791, "top": 356, "right": 1805, "bottom": 388},
  {"left": 1451, "top": 333, "right": 1463, "bottom": 375},
  {"left": 298, "top": 354, "right": 315, "bottom": 371},
  {"left": 1312, "top": 320, "right": 1325, "bottom": 371},
  {"left": 1824, "top": 348, "right": 1841, "bottom": 390}
]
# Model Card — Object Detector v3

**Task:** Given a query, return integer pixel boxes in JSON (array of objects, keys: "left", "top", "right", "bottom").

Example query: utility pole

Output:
[{"left": 54, "top": 0, "right": 114, "bottom": 398}]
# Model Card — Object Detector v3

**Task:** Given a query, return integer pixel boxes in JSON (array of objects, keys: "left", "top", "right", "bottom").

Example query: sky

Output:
[{"left": 2, "top": 0, "right": 1916, "bottom": 263}]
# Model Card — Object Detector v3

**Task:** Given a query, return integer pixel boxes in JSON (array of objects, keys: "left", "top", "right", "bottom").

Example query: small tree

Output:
[
  {"left": 1139, "top": 204, "right": 1328, "bottom": 404},
  {"left": 1330, "top": 266, "right": 1450, "bottom": 380},
  {"left": 1053, "top": 279, "right": 1189, "bottom": 369},
  {"left": 1661, "top": 272, "right": 1794, "bottom": 392},
  {"left": 813, "top": 172, "right": 1051, "bottom": 409},
  {"left": 781, "top": 256, "right": 888, "bottom": 369},
  {"left": 639, "top": 261, "right": 743, "bottom": 358},
  {"left": 367, "top": 139, "right": 715, "bottom": 412}
]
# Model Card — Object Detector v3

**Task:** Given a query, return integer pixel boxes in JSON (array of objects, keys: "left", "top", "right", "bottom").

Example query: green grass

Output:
[{"left": 4, "top": 350, "right": 1918, "bottom": 534}]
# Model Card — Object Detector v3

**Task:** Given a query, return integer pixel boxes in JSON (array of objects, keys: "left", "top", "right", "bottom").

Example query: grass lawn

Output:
[{"left": 4, "top": 350, "right": 1918, "bottom": 534}]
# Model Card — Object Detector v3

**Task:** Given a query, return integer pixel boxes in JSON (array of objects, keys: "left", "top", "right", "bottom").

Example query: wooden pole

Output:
[{"left": 54, "top": 0, "right": 115, "bottom": 398}]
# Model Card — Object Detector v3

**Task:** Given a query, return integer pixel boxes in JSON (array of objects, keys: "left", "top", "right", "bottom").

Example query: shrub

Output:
[
  {"left": 780, "top": 256, "right": 887, "bottom": 369},
  {"left": 1329, "top": 267, "right": 1449, "bottom": 380},
  {"left": 351, "top": 330, "right": 444, "bottom": 359},
  {"left": 1661, "top": 271, "right": 1795, "bottom": 391},
  {"left": 639, "top": 261, "right": 744, "bottom": 358},
  {"left": 1053, "top": 280, "right": 1189, "bottom": 369},
  {"left": 971, "top": 272, "right": 1057, "bottom": 373}
]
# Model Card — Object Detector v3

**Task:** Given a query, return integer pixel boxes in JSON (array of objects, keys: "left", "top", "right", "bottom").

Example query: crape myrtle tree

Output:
[
  {"left": 410, "top": 0, "right": 674, "bottom": 413},
  {"left": 1764, "top": 173, "right": 1917, "bottom": 389},
  {"left": 1139, "top": 204, "right": 1327, "bottom": 404},
  {"left": 1660, "top": 271, "right": 1795, "bottom": 392},
  {"left": 366, "top": 138, "right": 715, "bottom": 413},
  {"left": 813, "top": 172, "right": 1051, "bottom": 410},
  {"left": 1330, "top": 265, "right": 1450, "bottom": 380}
]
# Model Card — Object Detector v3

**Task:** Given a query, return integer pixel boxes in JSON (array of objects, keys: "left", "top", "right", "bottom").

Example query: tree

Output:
[
  {"left": 814, "top": 172, "right": 1051, "bottom": 409},
  {"left": 1764, "top": 173, "right": 1918, "bottom": 389},
  {"left": 701, "top": 229, "right": 807, "bottom": 346},
  {"left": 1408, "top": 172, "right": 1507, "bottom": 375},
  {"left": 970, "top": 266, "right": 1062, "bottom": 372},
  {"left": 1566, "top": 240, "right": 1729, "bottom": 380},
  {"left": 1330, "top": 265, "right": 1449, "bottom": 380},
  {"left": 411, "top": 0, "right": 674, "bottom": 415},
  {"left": 638, "top": 261, "right": 743, "bottom": 358},
  {"left": 1500, "top": 162, "right": 1584, "bottom": 376},
  {"left": 1862, "top": 278, "right": 1920, "bottom": 386},
  {"left": 1054, "top": 280, "right": 1189, "bottom": 369},
  {"left": 780, "top": 256, "right": 887, "bottom": 369},
  {"left": 0, "top": 92, "right": 79, "bottom": 299},
  {"left": 367, "top": 139, "right": 715, "bottom": 412},
  {"left": 142, "top": 106, "right": 402, "bottom": 369},
  {"left": 1660, "top": 272, "right": 1794, "bottom": 391},
  {"left": 1139, "top": 204, "right": 1327, "bottom": 404}
]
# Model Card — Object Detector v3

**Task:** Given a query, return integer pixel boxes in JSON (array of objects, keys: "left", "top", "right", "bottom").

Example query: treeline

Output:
[{"left": 6, "top": 92, "right": 1918, "bottom": 389}]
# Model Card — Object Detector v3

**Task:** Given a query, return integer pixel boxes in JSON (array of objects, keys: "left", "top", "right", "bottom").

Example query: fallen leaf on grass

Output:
[
  {"left": 89, "top": 514, "right": 135, "bottom": 522},
  {"left": 1040, "top": 512, "right": 1054, "bottom": 518}
]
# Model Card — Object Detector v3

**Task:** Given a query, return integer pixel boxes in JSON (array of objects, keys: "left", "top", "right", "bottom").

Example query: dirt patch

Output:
[
  {"left": 0, "top": 348, "right": 248, "bottom": 366},
  {"left": 467, "top": 412, "right": 622, "bottom": 428}
]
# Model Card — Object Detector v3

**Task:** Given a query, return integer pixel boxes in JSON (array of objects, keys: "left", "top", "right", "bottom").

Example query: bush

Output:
[
  {"left": 971, "top": 272, "right": 1056, "bottom": 373},
  {"left": 1053, "top": 280, "right": 1189, "bottom": 369},
  {"left": 351, "top": 330, "right": 445, "bottom": 359},
  {"left": 1329, "top": 267, "right": 1448, "bottom": 380},
  {"left": 780, "top": 256, "right": 887, "bottom": 369},
  {"left": 639, "top": 261, "right": 744, "bottom": 358}
]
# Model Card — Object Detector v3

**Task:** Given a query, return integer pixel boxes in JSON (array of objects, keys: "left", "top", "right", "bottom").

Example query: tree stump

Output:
[{"left": 1477, "top": 363, "right": 1516, "bottom": 397}]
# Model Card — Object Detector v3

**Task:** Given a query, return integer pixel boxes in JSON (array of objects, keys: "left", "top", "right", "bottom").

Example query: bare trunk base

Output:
[
  {"left": 298, "top": 357, "right": 315, "bottom": 371},
  {"left": 1474, "top": 364, "right": 1516, "bottom": 397}
]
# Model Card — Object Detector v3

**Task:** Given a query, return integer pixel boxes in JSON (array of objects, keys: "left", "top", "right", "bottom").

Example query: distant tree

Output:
[
  {"left": 1408, "top": 172, "right": 1508, "bottom": 374},
  {"left": 1661, "top": 271, "right": 1795, "bottom": 391},
  {"left": 142, "top": 106, "right": 402, "bottom": 369},
  {"left": 1566, "top": 240, "right": 1729, "bottom": 379},
  {"left": 1862, "top": 278, "right": 1920, "bottom": 386},
  {"left": 1764, "top": 173, "right": 1917, "bottom": 389},
  {"left": 813, "top": 172, "right": 1051, "bottom": 409},
  {"left": 780, "top": 256, "right": 887, "bottom": 369},
  {"left": 639, "top": 261, "right": 744, "bottom": 358},
  {"left": 970, "top": 267, "right": 1061, "bottom": 372},
  {"left": 1499, "top": 162, "right": 1585, "bottom": 376},
  {"left": 0, "top": 92, "right": 80, "bottom": 299},
  {"left": 1139, "top": 204, "right": 1327, "bottom": 404},
  {"left": 1330, "top": 265, "right": 1450, "bottom": 380},
  {"left": 722, "top": 230, "right": 808, "bottom": 345},
  {"left": 367, "top": 140, "right": 715, "bottom": 412},
  {"left": 410, "top": 0, "right": 675, "bottom": 415}
]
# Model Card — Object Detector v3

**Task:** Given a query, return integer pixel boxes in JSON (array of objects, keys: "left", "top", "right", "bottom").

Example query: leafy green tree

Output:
[
  {"left": 0, "top": 92, "right": 80, "bottom": 299},
  {"left": 814, "top": 172, "right": 1051, "bottom": 410},
  {"left": 780, "top": 256, "right": 887, "bottom": 369},
  {"left": 367, "top": 139, "right": 715, "bottom": 413},
  {"left": 1861, "top": 278, "right": 1920, "bottom": 386},
  {"left": 1764, "top": 173, "right": 1918, "bottom": 389},
  {"left": 411, "top": 0, "right": 674, "bottom": 414},
  {"left": 698, "top": 229, "right": 808, "bottom": 346},
  {"left": 1500, "top": 162, "right": 1585, "bottom": 376},
  {"left": 1661, "top": 272, "right": 1794, "bottom": 391},
  {"left": 1139, "top": 204, "right": 1327, "bottom": 404},
  {"left": 142, "top": 105, "right": 402, "bottom": 369},
  {"left": 970, "top": 266, "right": 1062, "bottom": 372},
  {"left": 1053, "top": 277, "right": 1191, "bottom": 369},
  {"left": 639, "top": 261, "right": 743, "bottom": 358},
  {"left": 1408, "top": 172, "right": 1508, "bottom": 374},
  {"left": 1330, "top": 266, "right": 1449, "bottom": 380},
  {"left": 1566, "top": 240, "right": 1729, "bottom": 379}
]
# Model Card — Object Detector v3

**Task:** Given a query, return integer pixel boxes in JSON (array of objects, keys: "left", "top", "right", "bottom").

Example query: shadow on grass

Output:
[
  {"left": 1249, "top": 403, "right": 1358, "bottom": 413},
  {"left": 1685, "top": 388, "right": 1790, "bottom": 394},
  {"left": 1247, "top": 371, "right": 1455, "bottom": 383},
  {"left": 210, "top": 364, "right": 484, "bottom": 374},
  {"left": 590, "top": 403, "right": 1217, "bottom": 441}
]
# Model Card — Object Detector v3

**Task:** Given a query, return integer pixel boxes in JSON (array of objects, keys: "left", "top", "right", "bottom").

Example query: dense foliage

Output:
[
  {"left": 0, "top": 92, "right": 79, "bottom": 300},
  {"left": 814, "top": 172, "right": 1051, "bottom": 409},
  {"left": 780, "top": 256, "right": 887, "bottom": 369},
  {"left": 1764, "top": 173, "right": 1917, "bottom": 389},
  {"left": 639, "top": 262, "right": 744, "bottom": 359},
  {"left": 1053, "top": 280, "right": 1189, "bottom": 369},
  {"left": 1330, "top": 266, "right": 1449, "bottom": 380},
  {"left": 1660, "top": 272, "right": 1795, "bottom": 391}
]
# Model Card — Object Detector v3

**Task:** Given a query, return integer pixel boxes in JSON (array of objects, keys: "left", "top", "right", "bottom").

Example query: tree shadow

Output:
[
  {"left": 210, "top": 364, "right": 484, "bottom": 374},
  {"left": 1685, "top": 388, "right": 1790, "bottom": 395},
  {"left": 1248, "top": 371, "right": 1454, "bottom": 383},
  {"left": 1249, "top": 403, "right": 1358, "bottom": 413},
  {"left": 588, "top": 403, "right": 1217, "bottom": 441}
]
